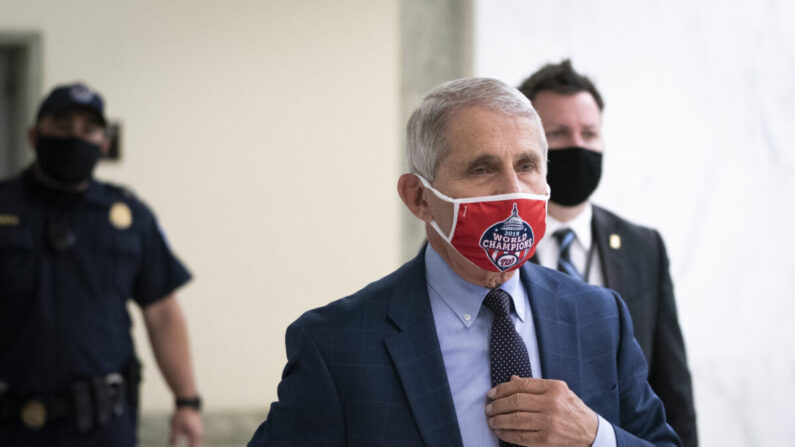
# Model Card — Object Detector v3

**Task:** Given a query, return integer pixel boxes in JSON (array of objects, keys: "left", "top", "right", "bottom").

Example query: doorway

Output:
[{"left": 0, "top": 32, "right": 42, "bottom": 179}]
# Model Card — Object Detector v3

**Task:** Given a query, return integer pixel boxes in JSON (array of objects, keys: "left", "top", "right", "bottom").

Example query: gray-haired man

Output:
[{"left": 249, "top": 78, "right": 681, "bottom": 447}]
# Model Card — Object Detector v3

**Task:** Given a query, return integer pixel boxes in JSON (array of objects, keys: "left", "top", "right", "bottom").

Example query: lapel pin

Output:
[{"left": 609, "top": 234, "right": 621, "bottom": 250}]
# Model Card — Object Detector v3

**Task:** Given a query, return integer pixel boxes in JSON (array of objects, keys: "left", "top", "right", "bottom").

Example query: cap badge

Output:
[{"left": 69, "top": 84, "right": 96, "bottom": 103}]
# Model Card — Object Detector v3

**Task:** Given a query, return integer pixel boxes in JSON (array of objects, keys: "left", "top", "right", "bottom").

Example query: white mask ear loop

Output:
[
  {"left": 545, "top": 183, "right": 551, "bottom": 213},
  {"left": 415, "top": 174, "right": 459, "bottom": 243}
]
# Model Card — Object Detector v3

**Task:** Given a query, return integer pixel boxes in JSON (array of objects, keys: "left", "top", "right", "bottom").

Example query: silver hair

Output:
[{"left": 405, "top": 77, "right": 548, "bottom": 181}]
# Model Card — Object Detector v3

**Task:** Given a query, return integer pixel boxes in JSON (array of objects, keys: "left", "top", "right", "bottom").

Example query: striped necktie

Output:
[{"left": 553, "top": 228, "right": 583, "bottom": 281}]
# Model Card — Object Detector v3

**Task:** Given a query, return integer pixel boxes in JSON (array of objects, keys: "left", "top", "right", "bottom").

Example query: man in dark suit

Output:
[
  {"left": 518, "top": 60, "right": 697, "bottom": 447},
  {"left": 249, "top": 78, "right": 681, "bottom": 447}
]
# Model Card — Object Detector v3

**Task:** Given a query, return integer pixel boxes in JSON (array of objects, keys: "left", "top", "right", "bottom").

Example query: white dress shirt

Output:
[
  {"left": 425, "top": 244, "right": 615, "bottom": 446},
  {"left": 536, "top": 202, "right": 605, "bottom": 286}
]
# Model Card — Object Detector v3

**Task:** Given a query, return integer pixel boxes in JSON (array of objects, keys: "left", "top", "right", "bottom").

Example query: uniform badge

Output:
[
  {"left": 20, "top": 399, "right": 47, "bottom": 430},
  {"left": 479, "top": 203, "right": 535, "bottom": 272},
  {"left": 109, "top": 202, "right": 132, "bottom": 230},
  {"left": 610, "top": 234, "right": 621, "bottom": 250},
  {"left": 0, "top": 214, "right": 19, "bottom": 226},
  {"left": 69, "top": 84, "right": 96, "bottom": 103}
]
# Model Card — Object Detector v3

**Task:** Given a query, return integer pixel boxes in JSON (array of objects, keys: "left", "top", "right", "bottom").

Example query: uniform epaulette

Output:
[
  {"left": 0, "top": 173, "right": 22, "bottom": 186},
  {"left": 0, "top": 175, "right": 23, "bottom": 194},
  {"left": 102, "top": 181, "right": 138, "bottom": 201}
]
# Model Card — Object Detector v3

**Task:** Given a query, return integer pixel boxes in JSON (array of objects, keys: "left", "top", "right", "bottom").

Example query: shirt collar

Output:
[
  {"left": 425, "top": 244, "right": 527, "bottom": 328},
  {"left": 545, "top": 202, "right": 593, "bottom": 249},
  {"left": 23, "top": 166, "right": 110, "bottom": 207}
]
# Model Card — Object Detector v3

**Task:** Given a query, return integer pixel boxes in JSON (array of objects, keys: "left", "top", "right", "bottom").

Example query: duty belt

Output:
[{"left": 0, "top": 373, "right": 126, "bottom": 432}]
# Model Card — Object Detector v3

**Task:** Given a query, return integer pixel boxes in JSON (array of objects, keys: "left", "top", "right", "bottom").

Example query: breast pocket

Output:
[
  {"left": 96, "top": 232, "right": 141, "bottom": 297},
  {"left": 0, "top": 227, "right": 36, "bottom": 299}
]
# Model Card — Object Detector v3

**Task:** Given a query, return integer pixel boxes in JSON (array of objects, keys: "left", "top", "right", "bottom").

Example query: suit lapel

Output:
[
  {"left": 521, "top": 264, "right": 563, "bottom": 380},
  {"left": 520, "top": 263, "right": 583, "bottom": 389},
  {"left": 384, "top": 252, "right": 464, "bottom": 447},
  {"left": 592, "top": 205, "right": 626, "bottom": 293}
]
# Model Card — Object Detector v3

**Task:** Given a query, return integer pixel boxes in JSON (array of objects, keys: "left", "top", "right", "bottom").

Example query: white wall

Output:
[
  {"left": 474, "top": 0, "right": 795, "bottom": 445},
  {"left": 0, "top": 0, "right": 401, "bottom": 411}
]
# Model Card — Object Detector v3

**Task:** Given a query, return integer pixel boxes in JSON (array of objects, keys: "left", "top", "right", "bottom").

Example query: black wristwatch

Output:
[{"left": 175, "top": 395, "right": 202, "bottom": 411}]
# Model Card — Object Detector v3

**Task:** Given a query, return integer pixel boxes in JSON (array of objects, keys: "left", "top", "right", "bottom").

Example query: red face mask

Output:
[{"left": 417, "top": 174, "right": 549, "bottom": 273}]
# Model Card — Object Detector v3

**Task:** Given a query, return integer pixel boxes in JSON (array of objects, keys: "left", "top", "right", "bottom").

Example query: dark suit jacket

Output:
[
  {"left": 592, "top": 205, "right": 697, "bottom": 447},
  {"left": 249, "top": 249, "right": 681, "bottom": 446}
]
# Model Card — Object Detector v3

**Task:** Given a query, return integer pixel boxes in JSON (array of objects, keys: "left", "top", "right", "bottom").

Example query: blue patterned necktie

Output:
[
  {"left": 553, "top": 228, "right": 583, "bottom": 280},
  {"left": 483, "top": 289, "right": 533, "bottom": 385},
  {"left": 483, "top": 289, "right": 532, "bottom": 447}
]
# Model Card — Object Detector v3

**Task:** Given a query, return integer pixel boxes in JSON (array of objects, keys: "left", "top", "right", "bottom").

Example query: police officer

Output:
[{"left": 0, "top": 83, "right": 203, "bottom": 446}]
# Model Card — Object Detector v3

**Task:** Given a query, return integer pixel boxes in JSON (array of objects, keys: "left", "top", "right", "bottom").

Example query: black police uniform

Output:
[{"left": 0, "top": 168, "right": 191, "bottom": 446}]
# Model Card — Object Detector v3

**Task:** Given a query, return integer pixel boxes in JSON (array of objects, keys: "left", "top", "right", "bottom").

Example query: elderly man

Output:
[
  {"left": 249, "top": 78, "right": 681, "bottom": 447},
  {"left": 518, "top": 60, "right": 697, "bottom": 447},
  {"left": 0, "top": 83, "right": 202, "bottom": 446}
]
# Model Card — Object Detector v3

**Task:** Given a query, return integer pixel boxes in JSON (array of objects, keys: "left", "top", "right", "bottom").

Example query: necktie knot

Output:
[
  {"left": 553, "top": 227, "right": 576, "bottom": 253},
  {"left": 553, "top": 228, "right": 583, "bottom": 280},
  {"left": 482, "top": 288, "right": 513, "bottom": 318}
]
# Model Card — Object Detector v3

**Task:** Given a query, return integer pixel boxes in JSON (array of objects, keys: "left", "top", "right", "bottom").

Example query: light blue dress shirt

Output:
[{"left": 425, "top": 244, "right": 616, "bottom": 447}]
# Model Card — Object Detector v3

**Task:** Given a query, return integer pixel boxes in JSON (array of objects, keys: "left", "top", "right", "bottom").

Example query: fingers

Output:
[
  {"left": 170, "top": 409, "right": 204, "bottom": 447},
  {"left": 169, "top": 415, "right": 177, "bottom": 447},
  {"left": 487, "top": 410, "right": 546, "bottom": 431},
  {"left": 493, "top": 429, "right": 541, "bottom": 446},
  {"left": 485, "top": 378, "right": 600, "bottom": 447},
  {"left": 170, "top": 424, "right": 203, "bottom": 447},
  {"left": 486, "top": 391, "right": 545, "bottom": 416},
  {"left": 486, "top": 377, "right": 571, "bottom": 417},
  {"left": 487, "top": 376, "right": 564, "bottom": 400},
  {"left": 189, "top": 431, "right": 202, "bottom": 447}
]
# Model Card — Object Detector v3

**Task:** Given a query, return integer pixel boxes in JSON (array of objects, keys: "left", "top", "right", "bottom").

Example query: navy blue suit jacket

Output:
[{"left": 249, "top": 250, "right": 681, "bottom": 446}]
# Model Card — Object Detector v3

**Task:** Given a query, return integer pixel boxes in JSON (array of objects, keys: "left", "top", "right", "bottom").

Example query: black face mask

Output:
[
  {"left": 546, "top": 146, "right": 603, "bottom": 206},
  {"left": 35, "top": 135, "right": 101, "bottom": 184}
]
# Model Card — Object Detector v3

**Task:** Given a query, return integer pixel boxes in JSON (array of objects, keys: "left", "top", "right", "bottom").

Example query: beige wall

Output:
[{"left": 0, "top": 0, "right": 401, "bottom": 411}]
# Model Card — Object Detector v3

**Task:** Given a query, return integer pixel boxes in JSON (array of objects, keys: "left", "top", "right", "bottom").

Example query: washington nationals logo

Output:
[{"left": 479, "top": 203, "right": 534, "bottom": 271}]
